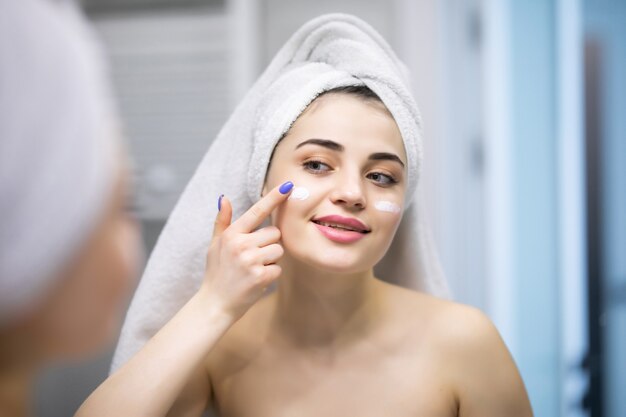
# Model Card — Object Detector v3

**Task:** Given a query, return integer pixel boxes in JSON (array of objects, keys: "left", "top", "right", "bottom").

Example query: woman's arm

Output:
[
  {"left": 76, "top": 290, "right": 231, "bottom": 417},
  {"left": 76, "top": 183, "right": 294, "bottom": 417},
  {"left": 166, "top": 363, "right": 213, "bottom": 417}
]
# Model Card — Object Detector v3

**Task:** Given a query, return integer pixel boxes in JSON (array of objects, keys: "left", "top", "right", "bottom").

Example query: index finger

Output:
[{"left": 229, "top": 181, "right": 294, "bottom": 233}]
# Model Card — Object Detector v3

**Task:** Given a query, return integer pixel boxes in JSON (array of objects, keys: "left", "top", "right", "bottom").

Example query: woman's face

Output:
[
  {"left": 27, "top": 161, "right": 142, "bottom": 361},
  {"left": 263, "top": 93, "right": 407, "bottom": 274}
]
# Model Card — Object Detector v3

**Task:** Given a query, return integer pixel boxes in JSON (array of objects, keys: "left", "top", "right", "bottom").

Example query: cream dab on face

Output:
[
  {"left": 374, "top": 200, "right": 401, "bottom": 213},
  {"left": 288, "top": 186, "right": 310, "bottom": 201}
]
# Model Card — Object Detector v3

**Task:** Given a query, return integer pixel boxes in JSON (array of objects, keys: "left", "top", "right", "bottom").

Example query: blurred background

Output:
[{"left": 34, "top": 0, "right": 625, "bottom": 416}]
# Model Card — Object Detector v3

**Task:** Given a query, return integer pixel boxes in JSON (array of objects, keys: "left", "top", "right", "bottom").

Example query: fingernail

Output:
[
  {"left": 218, "top": 194, "right": 224, "bottom": 211},
  {"left": 279, "top": 181, "right": 294, "bottom": 194}
]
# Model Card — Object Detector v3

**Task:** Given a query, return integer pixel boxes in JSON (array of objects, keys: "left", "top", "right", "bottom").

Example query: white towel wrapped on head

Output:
[{"left": 111, "top": 13, "right": 449, "bottom": 373}]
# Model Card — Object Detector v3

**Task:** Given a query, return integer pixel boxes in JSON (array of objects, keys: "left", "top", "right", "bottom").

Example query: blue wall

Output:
[{"left": 509, "top": 1, "right": 561, "bottom": 415}]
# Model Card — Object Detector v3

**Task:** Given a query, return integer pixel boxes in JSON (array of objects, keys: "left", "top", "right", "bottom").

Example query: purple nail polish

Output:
[
  {"left": 279, "top": 181, "right": 294, "bottom": 194},
  {"left": 218, "top": 194, "right": 224, "bottom": 211}
]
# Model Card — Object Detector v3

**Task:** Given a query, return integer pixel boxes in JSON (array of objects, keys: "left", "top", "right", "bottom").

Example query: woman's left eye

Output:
[
  {"left": 303, "top": 160, "right": 331, "bottom": 173},
  {"left": 367, "top": 172, "right": 398, "bottom": 186}
]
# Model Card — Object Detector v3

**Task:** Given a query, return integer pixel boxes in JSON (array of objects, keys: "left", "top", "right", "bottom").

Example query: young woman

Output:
[
  {"left": 78, "top": 84, "right": 533, "bottom": 416},
  {"left": 82, "top": 13, "right": 534, "bottom": 417},
  {"left": 0, "top": 1, "right": 141, "bottom": 416}
]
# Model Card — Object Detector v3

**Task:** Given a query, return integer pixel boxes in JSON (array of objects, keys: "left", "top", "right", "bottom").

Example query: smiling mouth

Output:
[{"left": 311, "top": 219, "right": 371, "bottom": 234}]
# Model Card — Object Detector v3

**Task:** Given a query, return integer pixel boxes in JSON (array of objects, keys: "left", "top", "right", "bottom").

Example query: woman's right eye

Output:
[{"left": 302, "top": 160, "right": 331, "bottom": 173}]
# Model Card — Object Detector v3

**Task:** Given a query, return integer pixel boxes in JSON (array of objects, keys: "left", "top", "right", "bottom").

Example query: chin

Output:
[
  {"left": 282, "top": 238, "right": 378, "bottom": 275},
  {"left": 308, "top": 256, "right": 368, "bottom": 274}
]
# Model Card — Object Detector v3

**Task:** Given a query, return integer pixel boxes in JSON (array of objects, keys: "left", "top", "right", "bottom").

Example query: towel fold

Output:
[{"left": 111, "top": 13, "right": 449, "bottom": 373}]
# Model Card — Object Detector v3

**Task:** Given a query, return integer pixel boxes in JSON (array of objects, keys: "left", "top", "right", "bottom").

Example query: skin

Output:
[
  {"left": 78, "top": 94, "right": 533, "bottom": 417},
  {"left": 0, "top": 160, "right": 141, "bottom": 417}
]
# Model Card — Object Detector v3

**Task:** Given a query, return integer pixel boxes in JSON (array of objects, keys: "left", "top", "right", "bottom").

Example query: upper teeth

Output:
[{"left": 316, "top": 221, "right": 360, "bottom": 232}]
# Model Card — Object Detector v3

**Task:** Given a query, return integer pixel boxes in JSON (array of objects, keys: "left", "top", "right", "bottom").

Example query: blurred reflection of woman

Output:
[{"left": 0, "top": 1, "right": 142, "bottom": 416}]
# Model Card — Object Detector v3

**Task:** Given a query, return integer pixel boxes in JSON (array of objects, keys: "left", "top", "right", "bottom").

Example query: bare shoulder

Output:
[
  {"left": 424, "top": 296, "right": 502, "bottom": 354},
  {"left": 378, "top": 281, "right": 493, "bottom": 342},
  {"left": 380, "top": 283, "right": 533, "bottom": 417}
]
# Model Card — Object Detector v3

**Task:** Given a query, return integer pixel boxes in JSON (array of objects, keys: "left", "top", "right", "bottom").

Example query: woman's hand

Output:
[
  {"left": 199, "top": 181, "right": 294, "bottom": 321},
  {"left": 75, "top": 181, "right": 294, "bottom": 417}
]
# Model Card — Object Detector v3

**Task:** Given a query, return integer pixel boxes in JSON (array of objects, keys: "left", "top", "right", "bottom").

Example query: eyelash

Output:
[{"left": 302, "top": 160, "right": 398, "bottom": 186}]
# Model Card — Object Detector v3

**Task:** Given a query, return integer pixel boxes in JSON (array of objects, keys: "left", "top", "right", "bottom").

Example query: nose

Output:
[{"left": 329, "top": 169, "right": 366, "bottom": 209}]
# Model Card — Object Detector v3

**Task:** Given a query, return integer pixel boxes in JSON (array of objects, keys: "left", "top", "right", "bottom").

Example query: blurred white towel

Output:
[{"left": 0, "top": 0, "right": 119, "bottom": 324}]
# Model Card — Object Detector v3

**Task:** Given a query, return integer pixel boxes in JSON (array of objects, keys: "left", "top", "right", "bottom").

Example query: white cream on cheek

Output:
[
  {"left": 286, "top": 186, "right": 401, "bottom": 214},
  {"left": 374, "top": 200, "right": 401, "bottom": 213},
  {"left": 287, "top": 186, "right": 310, "bottom": 200}
]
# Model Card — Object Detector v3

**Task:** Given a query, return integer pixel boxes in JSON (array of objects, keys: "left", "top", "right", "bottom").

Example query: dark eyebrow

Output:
[
  {"left": 295, "top": 138, "right": 344, "bottom": 152},
  {"left": 295, "top": 138, "right": 406, "bottom": 169},
  {"left": 369, "top": 152, "right": 405, "bottom": 168}
]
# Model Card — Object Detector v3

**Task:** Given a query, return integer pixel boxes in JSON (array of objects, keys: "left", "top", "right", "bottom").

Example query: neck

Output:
[{"left": 271, "top": 253, "right": 386, "bottom": 350}]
